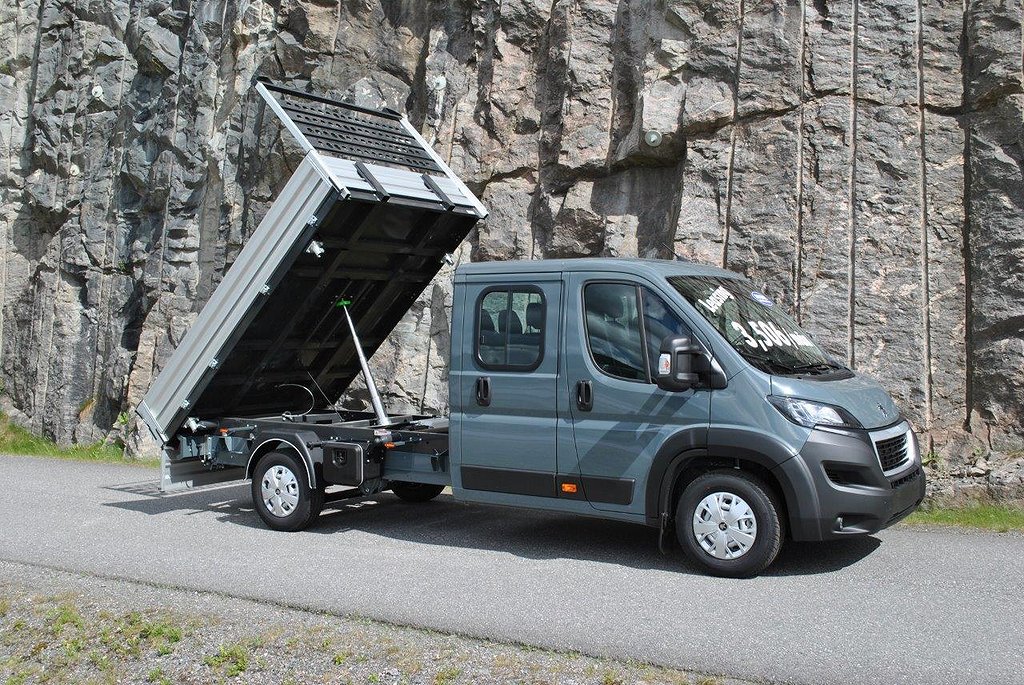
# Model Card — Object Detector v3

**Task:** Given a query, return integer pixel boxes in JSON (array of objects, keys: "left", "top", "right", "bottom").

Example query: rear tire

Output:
[
  {"left": 390, "top": 481, "right": 445, "bottom": 503},
  {"left": 251, "top": 451, "right": 323, "bottom": 531},
  {"left": 676, "top": 470, "right": 783, "bottom": 578}
]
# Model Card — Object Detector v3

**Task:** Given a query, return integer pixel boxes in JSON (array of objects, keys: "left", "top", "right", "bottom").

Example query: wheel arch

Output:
[
  {"left": 646, "top": 431, "right": 819, "bottom": 540},
  {"left": 246, "top": 436, "right": 317, "bottom": 489}
]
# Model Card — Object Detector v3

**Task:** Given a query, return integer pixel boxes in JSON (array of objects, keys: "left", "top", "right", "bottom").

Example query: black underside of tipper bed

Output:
[{"left": 191, "top": 196, "right": 477, "bottom": 421}]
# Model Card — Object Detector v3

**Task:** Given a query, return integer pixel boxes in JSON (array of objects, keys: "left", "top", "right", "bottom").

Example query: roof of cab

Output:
[{"left": 455, "top": 257, "right": 744, "bottom": 281}]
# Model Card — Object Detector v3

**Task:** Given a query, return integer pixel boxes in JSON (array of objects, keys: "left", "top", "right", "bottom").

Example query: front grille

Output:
[
  {"left": 889, "top": 466, "right": 921, "bottom": 490},
  {"left": 875, "top": 433, "right": 909, "bottom": 472}
]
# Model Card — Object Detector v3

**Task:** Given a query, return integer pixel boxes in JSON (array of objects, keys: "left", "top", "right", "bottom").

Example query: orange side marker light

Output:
[{"left": 561, "top": 483, "right": 578, "bottom": 494}]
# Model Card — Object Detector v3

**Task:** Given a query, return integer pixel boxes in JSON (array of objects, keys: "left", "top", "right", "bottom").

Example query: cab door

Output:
[
  {"left": 453, "top": 275, "right": 563, "bottom": 502},
  {"left": 562, "top": 274, "right": 711, "bottom": 516}
]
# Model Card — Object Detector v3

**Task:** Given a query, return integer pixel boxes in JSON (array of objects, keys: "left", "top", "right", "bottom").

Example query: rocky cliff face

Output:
[{"left": 1, "top": 0, "right": 1022, "bottom": 500}]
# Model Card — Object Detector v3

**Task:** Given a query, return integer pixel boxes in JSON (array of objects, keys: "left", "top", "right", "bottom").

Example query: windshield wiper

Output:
[
  {"left": 741, "top": 352, "right": 799, "bottom": 375},
  {"left": 740, "top": 353, "right": 849, "bottom": 377},
  {"left": 786, "top": 361, "right": 849, "bottom": 376}
]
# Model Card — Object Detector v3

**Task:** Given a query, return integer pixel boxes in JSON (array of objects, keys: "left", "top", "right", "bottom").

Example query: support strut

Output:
[{"left": 342, "top": 305, "right": 390, "bottom": 426}]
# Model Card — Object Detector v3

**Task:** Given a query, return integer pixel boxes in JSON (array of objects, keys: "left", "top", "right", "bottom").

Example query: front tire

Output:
[
  {"left": 390, "top": 481, "right": 445, "bottom": 503},
  {"left": 676, "top": 470, "right": 783, "bottom": 578},
  {"left": 251, "top": 451, "right": 323, "bottom": 531}
]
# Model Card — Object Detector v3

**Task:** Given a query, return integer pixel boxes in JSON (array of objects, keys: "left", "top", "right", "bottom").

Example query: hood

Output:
[{"left": 770, "top": 371, "right": 902, "bottom": 430}]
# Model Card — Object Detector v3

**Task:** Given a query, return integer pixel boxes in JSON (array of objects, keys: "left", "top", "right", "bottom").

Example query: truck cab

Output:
[
  {"left": 137, "top": 83, "right": 924, "bottom": 578},
  {"left": 447, "top": 258, "right": 925, "bottom": 576}
]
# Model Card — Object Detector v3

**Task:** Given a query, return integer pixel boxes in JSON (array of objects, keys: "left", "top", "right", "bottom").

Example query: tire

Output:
[
  {"left": 390, "top": 481, "right": 445, "bottom": 503},
  {"left": 676, "top": 470, "right": 783, "bottom": 578},
  {"left": 251, "top": 451, "right": 323, "bottom": 531}
]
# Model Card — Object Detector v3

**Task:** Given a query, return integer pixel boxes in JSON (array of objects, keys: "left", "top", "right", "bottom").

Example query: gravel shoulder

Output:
[{"left": 0, "top": 560, "right": 744, "bottom": 685}]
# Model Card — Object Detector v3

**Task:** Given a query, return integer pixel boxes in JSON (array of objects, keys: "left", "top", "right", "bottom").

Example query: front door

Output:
[
  {"left": 562, "top": 273, "right": 711, "bottom": 516},
  {"left": 455, "top": 275, "right": 562, "bottom": 501}
]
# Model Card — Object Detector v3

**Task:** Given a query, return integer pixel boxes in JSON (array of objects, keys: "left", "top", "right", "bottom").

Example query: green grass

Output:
[
  {"left": 600, "top": 670, "right": 624, "bottom": 685},
  {"left": 97, "top": 611, "right": 185, "bottom": 659},
  {"left": 0, "top": 412, "right": 157, "bottom": 467},
  {"left": 204, "top": 641, "right": 252, "bottom": 677},
  {"left": 47, "top": 602, "right": 84, "bottom": 635},
  {"left": 432, "top": 666, "right": 461, "bottom": 685},
  {"left": 147, "top": 666, "right": 172, "bottom": 685},
  {"left": 905, "top": 504, "right": 1024, "bottom": 532},
  {"left": 0, "top": 595, "right": 191, "bottom": 685}
]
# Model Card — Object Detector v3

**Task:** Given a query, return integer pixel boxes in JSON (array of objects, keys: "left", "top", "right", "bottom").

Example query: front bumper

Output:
[{"left": 775, "top": 420, "right": 926, "bottom": 541}]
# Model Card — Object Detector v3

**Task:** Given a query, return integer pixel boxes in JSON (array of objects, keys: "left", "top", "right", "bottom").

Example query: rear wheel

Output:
[
  {"left": 251, "top": 451, "right": 323, "bottom": 531},
  {"left": 676, "top": 470, "right": 783, "bottom": 578},
  {"left": 390, "top": 481, "right": 445, "bottom": 503}
]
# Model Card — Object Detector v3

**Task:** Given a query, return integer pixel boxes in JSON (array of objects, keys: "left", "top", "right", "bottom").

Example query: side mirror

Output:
[{"left": 656, "top": 336, "right": 703, "bottom": 392}]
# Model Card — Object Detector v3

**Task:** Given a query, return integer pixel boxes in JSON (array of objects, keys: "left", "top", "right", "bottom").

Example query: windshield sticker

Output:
[
  {"left": 731, "top": 322, "right": 760, "bottom": 349},
  {"left": 698, "top": 286, "right": 734, "bottom": 314},
  {"left": 732, "top": 320, "right": 816, "bottom": 351},
  {"left": 667, "top": 275, "right": 830, "bottom": 374}
]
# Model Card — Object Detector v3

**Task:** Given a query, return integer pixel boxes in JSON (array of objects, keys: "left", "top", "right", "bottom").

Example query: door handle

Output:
[
  {"left": 576, "top": 380, "right": 593, "bottom": 411},
  {"left": 475, "top": 376, "right": 491, "bottom": 407}
]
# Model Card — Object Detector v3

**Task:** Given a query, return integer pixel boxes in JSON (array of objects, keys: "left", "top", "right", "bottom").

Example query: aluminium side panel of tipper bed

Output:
[{"left": 136, "top": 80, "right": 486, "bottom": 492}]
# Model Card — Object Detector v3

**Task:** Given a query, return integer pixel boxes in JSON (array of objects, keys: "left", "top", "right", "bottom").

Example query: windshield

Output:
[{"left": 667, "top": 275, "right": 848, "bottom": 377}]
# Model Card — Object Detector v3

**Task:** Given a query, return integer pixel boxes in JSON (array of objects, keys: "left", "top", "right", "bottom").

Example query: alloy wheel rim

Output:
[
  {"left": 692, "top": 491, "right": 758, "bottom": 559},
  {"left": 261, "top": 465, "right": 300, "bottom": 517}
]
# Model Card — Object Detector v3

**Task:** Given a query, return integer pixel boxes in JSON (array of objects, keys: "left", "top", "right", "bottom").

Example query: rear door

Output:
[
  {"left": 562, "top": 273, "right": 711, "bottom": 516},
  {"left": 454, "top": 274, "right": 563, "bottom": 501}
]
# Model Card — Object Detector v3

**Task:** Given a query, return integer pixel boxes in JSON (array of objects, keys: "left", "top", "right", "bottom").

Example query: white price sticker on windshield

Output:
[
  {"left": 697, "top": 286, "right": 734, "bottom": 314},
  {"left": 732, "top": 320, "right": 815, "bottom": 350}
]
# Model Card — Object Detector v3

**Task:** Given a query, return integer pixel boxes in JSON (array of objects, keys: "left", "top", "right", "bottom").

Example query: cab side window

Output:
[
  {"left": 583, "top": 283, "right": 646, "bottom": 381},
  {"left": 583, "top": 283, "right": 693, "bottom": 383},
  {"left": 476, "top": 287, "right": 544, "bottom": 370}
]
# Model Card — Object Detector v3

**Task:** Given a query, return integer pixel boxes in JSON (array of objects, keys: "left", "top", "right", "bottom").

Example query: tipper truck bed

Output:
[
  {"left": 138, "top": 80, "right": 483, "bottom": 497},
  {"left": 138, "top": 82, "right": 924, "bottom": 577}
]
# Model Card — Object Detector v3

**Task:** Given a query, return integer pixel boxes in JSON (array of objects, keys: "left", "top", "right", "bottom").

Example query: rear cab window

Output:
[{"left": 476, "top": 287, "right": 545, "bottom": 370}]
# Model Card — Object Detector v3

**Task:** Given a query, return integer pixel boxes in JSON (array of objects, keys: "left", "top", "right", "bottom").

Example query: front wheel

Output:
[
  {"left": 251, "top": 451, "right": 323, "bottom": 531},
  {"left": 676, "top": 471, "right": 783, "bottom": 577}
]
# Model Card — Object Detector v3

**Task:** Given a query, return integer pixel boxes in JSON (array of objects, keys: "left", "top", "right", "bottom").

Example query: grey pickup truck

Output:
[{"left": 138, "top": 82, "right": 925, "bottom": 577}]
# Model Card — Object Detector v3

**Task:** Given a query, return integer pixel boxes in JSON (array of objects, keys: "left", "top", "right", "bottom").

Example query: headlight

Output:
[{"left": 767, "top": 396, "right": 862, "bottom": 429}]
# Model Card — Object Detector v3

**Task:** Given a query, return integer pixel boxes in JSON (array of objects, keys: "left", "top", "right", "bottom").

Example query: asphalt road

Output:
[{"left": 2, "top": 455, "right": 1021, "bottom": 685}]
